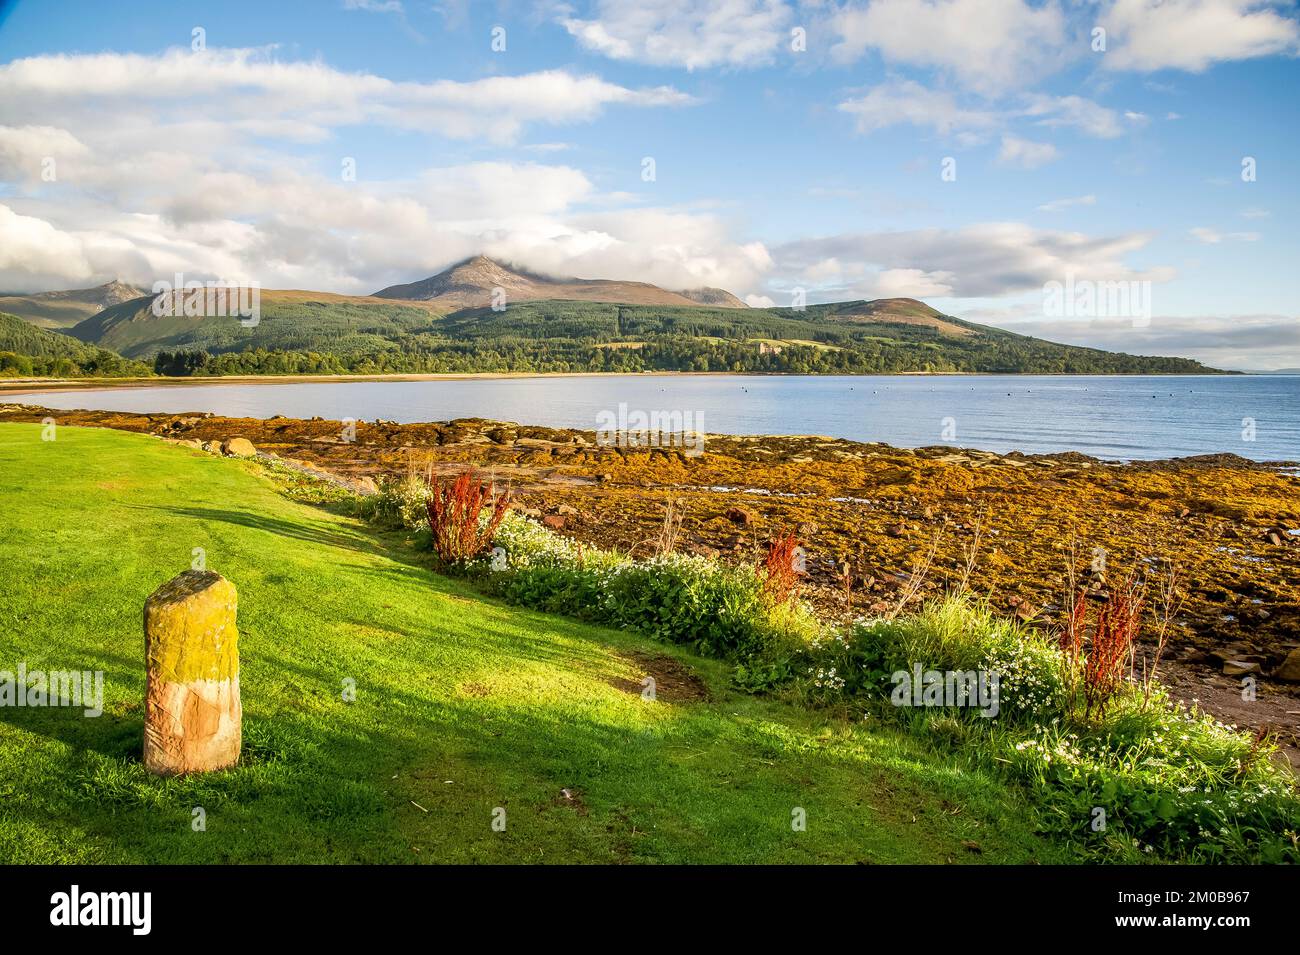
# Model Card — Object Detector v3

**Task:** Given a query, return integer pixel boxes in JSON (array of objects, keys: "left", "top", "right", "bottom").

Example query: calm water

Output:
[{"left": 7, "top": 374, "right": 1300, "bottom": 461}]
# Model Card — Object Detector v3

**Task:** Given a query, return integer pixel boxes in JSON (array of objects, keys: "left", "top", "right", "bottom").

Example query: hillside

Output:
[
  {"left": 0, "top": 422, "right": 1064, "bottom": 863},
  {"left": 0, "top": 310, "right": 102, "bottom": 358},
  {"left": 71, "top": 289, "right": 444, "bottom": 360},
  {"left": 28, "top": 258, "right": 1216, "bottom": 375},
  {"left": 0, "top": 310, "right": 150, "bottom": 377},
  {"left": 0, "top": 280, "right": 147, "bottom": 329},
  {"left": 374, "top": 255, "right": 747, "bottom": 309}
]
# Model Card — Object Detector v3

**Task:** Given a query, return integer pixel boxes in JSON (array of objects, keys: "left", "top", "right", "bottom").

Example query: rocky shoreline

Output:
[{"left": 6, "top": 401, "right": 1299, "bottom": 754}]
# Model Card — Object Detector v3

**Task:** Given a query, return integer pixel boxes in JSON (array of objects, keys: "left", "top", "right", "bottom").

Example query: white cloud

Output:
[
  {"left": 344, "top": 0, "right": 404, "bottom": 11},
  {"left": 0, "top": 48, "right": 694, "bottom": 146},
  {"left": 998, "top": 312, "right": 1300, "bottom": 370},
  {"left": 837, "top": 79, "right": 1000, "bottom": 138},
  {"left": 1100, "top": 0, "right": 1300, "bottom": 72},
  {"left": 998, "top": 135, "right": 1060, "bottom": 169},
  {"left": 0, "top": 47, "right": 767, "bottom": 299},
  {"left": 831, "top": 0, "right": 1071, "bottom": 94},
  {"left": 771, "top": 222, "right": 1174, "bottom": 299},
  {"left": 871, "top": 267, "right": 956, "bottom": 298},
  {"left": 745, "top": 293, "right": 777, "bottom": 307},
  {"left": 1037, "top": 194, "right": 1097, "bottom": 212},
  {"left": 1023, "top": 94, "right": 1124, "bottom": 138},
  {"left": 560, "top": 0, "right": 794, "bottom": 70},
  {"left": 1190, "top": 226, "right": 1260, "bottom": 243}
]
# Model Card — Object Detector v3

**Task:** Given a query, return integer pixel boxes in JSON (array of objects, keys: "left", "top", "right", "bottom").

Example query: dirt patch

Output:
[
  {"left": 552, "top": 787, "right": 589, "bottom": 816},
  {"left": 458, "top": 681, "right": 492, "bottom": 698},
  {"left": 608, "top": 650, "right": 710, "bottom": 703}
]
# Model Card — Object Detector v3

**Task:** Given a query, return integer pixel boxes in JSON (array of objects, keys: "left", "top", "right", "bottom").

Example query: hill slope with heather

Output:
[{"left": 374, "top": 255, "right": 746, "bottom": 310}]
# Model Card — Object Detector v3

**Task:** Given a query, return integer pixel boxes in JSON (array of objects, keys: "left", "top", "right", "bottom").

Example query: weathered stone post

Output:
[{"left": 143, "top": 570, "right": 241, "bottom": 775}]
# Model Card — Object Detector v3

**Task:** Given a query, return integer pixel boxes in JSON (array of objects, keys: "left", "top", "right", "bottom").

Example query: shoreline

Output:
[
  {"left": 0, "top": 368, "right": 1259, "bottom": 398},
  {"left": 2, "top": 401, "right": 1297, "bottom": 750}
]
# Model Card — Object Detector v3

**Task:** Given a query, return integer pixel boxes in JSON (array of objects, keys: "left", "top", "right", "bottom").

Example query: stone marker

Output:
[{"left": 143, "top": 570, "right": 241, "bottom": 775}]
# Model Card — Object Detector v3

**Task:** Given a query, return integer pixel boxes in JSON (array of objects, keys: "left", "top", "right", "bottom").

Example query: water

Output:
[{"left": 7, "top": 374, "right": 1300, "bottom": 462}]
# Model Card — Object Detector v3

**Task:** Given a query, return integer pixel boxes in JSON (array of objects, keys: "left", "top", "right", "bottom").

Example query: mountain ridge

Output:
[
  {"left": 0, "top": 280, "right": 148, "bottom": 329},
  {"left": 373, "top": 255, "right": 747, "bottom": 310}
]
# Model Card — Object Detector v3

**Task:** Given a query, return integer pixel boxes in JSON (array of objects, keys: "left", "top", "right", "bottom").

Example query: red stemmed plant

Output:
[
  {"left": 762, "top": 532, "right": 802, "bottom": 605},
  {"left": 425, "top": 470, "right": 510, "bottom": 566}
]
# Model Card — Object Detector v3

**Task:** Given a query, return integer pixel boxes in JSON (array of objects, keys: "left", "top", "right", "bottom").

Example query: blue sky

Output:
[{"left": 0, "top": 0, "right": 1297, "bottom": 368}]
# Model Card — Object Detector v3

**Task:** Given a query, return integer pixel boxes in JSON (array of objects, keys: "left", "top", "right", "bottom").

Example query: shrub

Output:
[
  {"left": 797, "top": 594, "right": 1299, "bottom": 863},
  {"left": 482, "top": 513, "right": 822, "bottom": 659},
  {"left": 356, "top": 474, "right": 433, "bottom": 530},
  {"left": 425, "top": 470, "right": 509, "bottom": 565},
  {"left": 802, "top": 597, "right": 1064, "bottom": 719}
]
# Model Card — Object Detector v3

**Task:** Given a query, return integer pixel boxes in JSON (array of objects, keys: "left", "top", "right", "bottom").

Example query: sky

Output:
[{"left": 0, "top": 0, "right": 1297, "bottom": 369}]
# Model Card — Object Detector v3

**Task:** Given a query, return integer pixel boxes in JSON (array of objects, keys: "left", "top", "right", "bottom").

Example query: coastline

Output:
[
  {"left": 0, "top": 367, "right": 1256, "bottom": 397},
  {"left": 2, "top": 400, "right": 1298, "bottom": 754}
]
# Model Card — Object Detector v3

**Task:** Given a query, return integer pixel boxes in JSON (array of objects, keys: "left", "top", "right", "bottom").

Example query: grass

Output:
[{"left": 0, "top": 422, "right": 1073, "bottom": 863}]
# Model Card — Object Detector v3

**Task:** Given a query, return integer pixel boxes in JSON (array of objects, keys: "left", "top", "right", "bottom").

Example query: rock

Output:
[
  {"left": 542, "top": 515, "right": 566, "bottom": 531},
  {"left": 1275, "top": 649, "right": 1300, "bottom": 683},
  {"left": 1222, "top": 660, "right": 1261, "bottom": 677},
  {"left": 724, "top": 506, "right": 758, "bottom": 527},
  {"left": 143, "top": 570, "right": 241, "bottom": 776},
  {"left": 557, "top": 503, "right": 579, "bottom": 516},
  {"left": 885, "top": 523, "right": 907, "bottom": 538},
  {"left": 353, "top": 476, "right": 379, "bottom": 495},
  {"left": 221, "top": 437, "right": 257, "bottom": 458},
  {"left": 1265, "top": 528, "right": 1284, "bottom": 546}
]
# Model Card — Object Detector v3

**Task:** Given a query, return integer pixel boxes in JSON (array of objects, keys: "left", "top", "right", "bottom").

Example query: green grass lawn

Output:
[{"left": 0, "top": 423, "right": 1072, "bottom": 863}]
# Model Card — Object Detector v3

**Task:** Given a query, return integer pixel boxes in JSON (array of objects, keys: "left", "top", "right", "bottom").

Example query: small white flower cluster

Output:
[
  {"left": 981, "top": 641, "right": 1063, "bottom": 719},
  {"left": 808, "top": 666, "right": 846, "bottom": 691}
]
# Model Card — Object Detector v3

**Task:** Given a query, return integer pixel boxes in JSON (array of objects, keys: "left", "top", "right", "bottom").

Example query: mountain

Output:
[
  {"left": 0, "top": 280, "right": 149, "bottom": 329},
  {"left": 373, "top": 255, "right": 747, "bottom": 309},
  {"left": 62, "top": 277, "right": 1220, "bottom": 377}
]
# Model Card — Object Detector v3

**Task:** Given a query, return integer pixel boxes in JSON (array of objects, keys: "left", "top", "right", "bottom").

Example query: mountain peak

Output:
[{"left": 373, "top": 258, "right": 747, "bottom": 310}]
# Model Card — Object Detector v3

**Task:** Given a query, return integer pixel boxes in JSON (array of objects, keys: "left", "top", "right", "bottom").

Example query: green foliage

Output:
[
  {"left": 0, "top": 311, "right": 149, "bottom": 378},
  {"left": 481, "top": 513, "right": 820, "bottom": 659},
  {"left": 355, "top": 474, "right": 438, "bottom": 530},
  {"left": 63, "top": 295, "right": 1217, "bottom": 375},
  {"left": 792, "top": 596, "right": 1300, "bottom": 863},
  {"left": 2, "top": 422, "right": 1065, "bottom": 864}
]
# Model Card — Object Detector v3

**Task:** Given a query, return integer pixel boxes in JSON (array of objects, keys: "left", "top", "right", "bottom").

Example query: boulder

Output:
[
  {"left": 1222, "top": 660, "right": 1261, "bottom": 677},
  {"left": 221, "top": 437, "right": 257, "bottom": 458},
  {"left": 724, "top": 506, "right": 758, "bottom": 527},
  {"left": 143, "top": 570, "right": 241, "bottom": 775},
  {"left": 542, "top": 515, "right": 566, "bottom": 531},
  {"left": 1275, "top": 649, "right": 1300, "bottom": 683}
]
